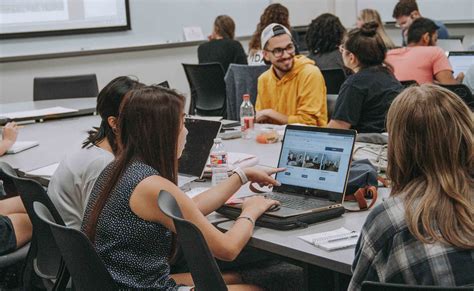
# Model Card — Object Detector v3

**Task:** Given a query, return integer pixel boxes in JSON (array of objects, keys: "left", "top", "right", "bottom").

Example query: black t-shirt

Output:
[
  {"left": 197, "top": 38, "right": 247, "bottom": 73},
  {"left": 332, "top": 66, "right": 402, "bottom": 133}
]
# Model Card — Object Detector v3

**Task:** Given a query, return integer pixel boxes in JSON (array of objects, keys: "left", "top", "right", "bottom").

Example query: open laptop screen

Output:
[
  {"left": 448, "top": 51, "right": 474, "bottom": 77},
  {"left": 275, "top": 126, "right": 355, "bottom": 198},
  {"left": 178, "top": 118, "right": 221, "bottom": 178}
]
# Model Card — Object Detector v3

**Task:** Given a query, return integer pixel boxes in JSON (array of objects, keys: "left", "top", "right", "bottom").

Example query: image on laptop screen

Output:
[
  {"left": 275, "top": 127, "right": 355, "bottom": 200},
  {"left": 448, "top": 51, "right": 474, "bottom": 77}
]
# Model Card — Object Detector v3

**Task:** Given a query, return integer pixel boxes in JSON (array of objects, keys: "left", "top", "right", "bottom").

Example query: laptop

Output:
[
  {"left": 437, "top": 39, "right": 464, "bottom": 53},
  {"left": 177, "top": 117, "right": 222, "bottom": 187},
  {"left": 448, "top": 51, "right": 474, "bottom": 77},
  {"left": 220, "top": 125, "right": 356, "bottom": 218}
]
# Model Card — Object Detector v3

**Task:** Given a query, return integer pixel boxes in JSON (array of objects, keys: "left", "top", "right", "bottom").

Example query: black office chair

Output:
[
  {"left": 33, "top": 202, "right": 118, "bottom": 291},
  {"left": 362, "top": 281, "right": 474, "bottom": 291},
  {"left": 0, "top": 170, "right": 67, "bottom": 290},
  {"left": 182, "top": 63, "right": 227, "bottom": 118},
  {"left": 400, "top": 80, "right": 419, "bottom": 88},
  {"left": 327, "top": 94, "right": 338, "bottom": 120},
  {"left": 438, "top": 83, "right": 474, "bottom": 109},
  {"left": 33, "top": 74, "right": 99, "bottom": 101},
  {"left": 321, "top": 69, "right": 346, "bottom": 95},
  {"left": 157, "top": 190, "right": 228, "bottom": 291}
]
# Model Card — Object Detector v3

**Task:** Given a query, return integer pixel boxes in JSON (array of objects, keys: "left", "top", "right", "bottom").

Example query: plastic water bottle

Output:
[
  {"left": 210, "top": 138, "right": 228, "bottom": 186},
  {"left": 240, "top": 94, "right": 255, "bottom": 139}
]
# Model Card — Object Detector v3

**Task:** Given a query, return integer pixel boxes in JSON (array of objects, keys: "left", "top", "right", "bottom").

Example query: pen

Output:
[{"left": 326, "top": 233, "right": 359, "bottom": 243}]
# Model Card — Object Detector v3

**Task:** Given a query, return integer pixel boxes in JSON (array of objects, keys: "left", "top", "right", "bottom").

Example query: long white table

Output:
[{"left": 0, "top": 114, "right": 382, "bottom": 290}]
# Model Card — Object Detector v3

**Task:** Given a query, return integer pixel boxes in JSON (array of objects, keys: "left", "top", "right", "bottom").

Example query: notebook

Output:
[
  {"left": 6, "top": 141, "right": 39, "bottom": 154},
  {"left": 25, "top": 163, "right": 59, "bottom": 178},
  {"left": 177, "top": 117, "right": 222, "bottom": 187},
  {"left": 448, "top": 51, "right": 474, "bottom": 77},
  {"left": 299, "top": 227, "right": 360, "bottom": 251},
  {"left": 219, "top": 125, "right": 356, "bottom": 219}
]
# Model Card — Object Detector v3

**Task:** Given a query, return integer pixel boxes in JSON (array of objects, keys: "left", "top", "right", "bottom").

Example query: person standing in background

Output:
[
  {"left": 305, "top": 13, "right": 347, "bottom": 71},
  {"left": 357, "top": 9, "right": 396, "bottom": 49},
  {"left": 248, "top": 3, "right": 300, "bottom": 65},
  {"left": 198, "top": 15, "right": 247, "bottom": 73}
]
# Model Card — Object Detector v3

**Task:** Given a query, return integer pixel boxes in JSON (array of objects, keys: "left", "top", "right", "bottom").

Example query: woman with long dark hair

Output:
[
  {"left": 82, "top": 85, "right": 281, "bottom": 290},
  {"left": 350, "top": 84, "right": 474, "bottom": 289},
  {"left": 327, "top": 22, "right": 402, "bottom": 133},
  {"left": 47, "top": 76, "right": 143, "bottom": 229}
]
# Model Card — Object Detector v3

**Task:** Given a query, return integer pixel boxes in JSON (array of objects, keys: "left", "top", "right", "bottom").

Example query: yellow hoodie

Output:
[{"left": 256, "top": 55, "right": 327, "bottom": 126}]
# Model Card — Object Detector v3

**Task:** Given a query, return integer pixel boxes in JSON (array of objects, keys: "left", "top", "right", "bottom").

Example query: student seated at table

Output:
[
  {"left": 350, "top": 84, "right": 474, "bottom": 290},
  {"left": 0, "top": 122, "right": 19, "bottom": 156},
  {"left": 386, "top": 18, "right": 463, "bottom": 85},
  {"left": 248, "top": 3, "right": 299, "bottom": 65},
  {"left": 47, "top": 76, "right": 143, "bottom": 230},
  {"left": 327, "top": 22, "right": 402, "bottom": 133},
  {"left": 392, "top": 0, "right": 449, "bottom": 46},
  {"left": 0, "top": 196, "right": 32, "bottom": 256},
  {"left": 82, "top": 85, "right": 281, "bottom": 290},
  {"left": 305, "top": 13, "right": 346, "bottom": 71},
  {"left": 198, "top": 15, "right": 247, "bottom": 73},
  {"left": 255, "top": 24, "right": 327, "bottom": 126},
  {"left": 357, "top": 9, "right": 396, "bottom": 49}
]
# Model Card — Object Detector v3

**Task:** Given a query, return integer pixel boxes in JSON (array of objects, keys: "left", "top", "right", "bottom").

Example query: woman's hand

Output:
[
  {"left": 2, "top": 122, "right": 19, "bottom": 147},
  {"left": 241, "top": 195, "right": 280, "bottom": 219},
  {"left": 243, "top": 167, "right": 285, "bottom": 187}
]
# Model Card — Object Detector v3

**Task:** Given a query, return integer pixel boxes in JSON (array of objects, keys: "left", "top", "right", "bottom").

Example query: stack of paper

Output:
[
  {"left": 25, "top": 163, "right": 59, "bottom": 178},
  {"left": 6, "top": 141, "right": 39, "bottom": 154},
  {"left": 299, "top": 227, "right": 360, "bottom": 251},
  {"left": 3, "top": 107, "right": 78, "bottom": 119}
]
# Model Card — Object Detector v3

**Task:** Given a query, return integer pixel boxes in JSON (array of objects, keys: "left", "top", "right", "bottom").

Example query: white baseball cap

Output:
[{"left": 260, "top": 23, "right": 292, "bottom": 49}]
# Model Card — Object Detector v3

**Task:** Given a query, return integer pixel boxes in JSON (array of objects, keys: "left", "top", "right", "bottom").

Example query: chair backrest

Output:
[
  {"left": 327, "top": 94, "right": 339, "bottom": 120},
  {"left": 362, "top": 281, "right": 474, "bottom": 291},
  {"left": 157, "top": 190, "right": 228, "bottom": 291},
  {"left": 33, "top": 202, "right": 118, "bottom": 291},
  {"left": 0, "top": 161, "right": 19, "bottom": 199},
  {"left": 182, "top": 63, "right": 227, "bottom": 117},
  {"left": 224, "top": 64, "right": 269, "bottom": 121},
  {"left": 400, "top": 80, "right": 419, "bottom": 88},
  {"left": 321, "top": 69, "right": 346, "bottom": 95},
  {"left": 0, "top": 169, "right": 66, "bottom": 288},
  {"left": 33, "top": 74, "right": 99, "bottom": 101},
  {"left": 438, "top": 83, "right": 474, "bottom": 109}
]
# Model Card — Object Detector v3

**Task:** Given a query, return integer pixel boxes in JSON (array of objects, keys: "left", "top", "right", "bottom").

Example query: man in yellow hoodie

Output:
[{"left": 256, "top": 23, "right": 327, "bottom": 126}]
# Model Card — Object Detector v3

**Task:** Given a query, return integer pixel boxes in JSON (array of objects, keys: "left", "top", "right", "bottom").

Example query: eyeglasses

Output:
[
  {"left": 265, "top": 43, "right": 295, "bottom": 58},
  {"left": 338, "top": 45, "right": 347, "bottom": 54}
]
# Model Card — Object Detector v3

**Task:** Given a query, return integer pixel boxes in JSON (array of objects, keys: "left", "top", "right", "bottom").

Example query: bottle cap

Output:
[
  {"left": 214, "top": 137, "right": 222, "bottom": 143},
  {"left": 243, "top": 94, "right": 250, "bottom": 101}
]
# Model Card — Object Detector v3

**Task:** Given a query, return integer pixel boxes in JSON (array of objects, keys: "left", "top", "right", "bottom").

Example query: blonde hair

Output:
[
  {"left": 386, "top": 84, "right": 474, "bottom": 249},
  {"left": 359, "top": 9, "right": 396, "bottom": 49}
]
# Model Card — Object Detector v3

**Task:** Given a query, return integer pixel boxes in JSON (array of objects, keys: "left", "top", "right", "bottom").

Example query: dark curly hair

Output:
[
  {"left": 306, "top": 13, "right": 346, "bottom": 54},
  {"left": 249, "top": 3, "right": 290, "bottom": 51}
]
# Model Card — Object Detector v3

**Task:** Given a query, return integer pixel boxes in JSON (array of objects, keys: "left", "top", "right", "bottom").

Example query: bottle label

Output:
[
  {"left": 210, "top": 154, "right": 227, "bottom": 165},
  {"left": 241, "top": 116, "right": 254, "bottom": 132}
]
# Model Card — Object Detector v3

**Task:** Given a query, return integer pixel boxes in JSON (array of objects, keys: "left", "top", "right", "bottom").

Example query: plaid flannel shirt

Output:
[{"left": 349, "top": 196, "right": 474, "bottom": 290}]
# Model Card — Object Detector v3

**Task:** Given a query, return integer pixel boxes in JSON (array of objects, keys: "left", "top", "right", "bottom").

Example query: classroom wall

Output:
[{"left": 1, "top": 0, "right": 473, "bottom": 106}]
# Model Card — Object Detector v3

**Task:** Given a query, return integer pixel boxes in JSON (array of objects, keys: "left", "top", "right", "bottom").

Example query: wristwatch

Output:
[{"left": 232, "top": 167, "right": 248, "bottom": 185}]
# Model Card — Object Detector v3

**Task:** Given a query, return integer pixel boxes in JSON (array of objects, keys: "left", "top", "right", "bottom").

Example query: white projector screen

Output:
[{"left": 0, "top": 0, "right": 130, "bottom": 39}]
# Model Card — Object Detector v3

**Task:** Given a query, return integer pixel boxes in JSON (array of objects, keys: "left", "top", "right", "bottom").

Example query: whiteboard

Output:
[
  {"left": 275, "top": 0, "right": 332, "bottom": 26},
  {"left": 356, "top": 0, "right": 474, "bottom": 23},
  {"left": 0, "top": 0, "right": 270, "bottom": 58}
]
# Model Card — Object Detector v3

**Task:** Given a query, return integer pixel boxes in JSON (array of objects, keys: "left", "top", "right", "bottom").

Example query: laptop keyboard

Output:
[{"left": 260, "top": 193, "right": 334, "bottom": 210}]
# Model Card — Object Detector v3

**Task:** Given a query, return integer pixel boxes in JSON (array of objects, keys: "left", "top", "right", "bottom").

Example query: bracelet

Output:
[
  {"left": 236, "top": 216, "right": 255, "bottom": 226},
  {"left": 232, "top": 167, "right": 248, "bottom": 185}
]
